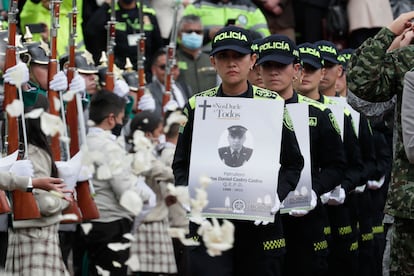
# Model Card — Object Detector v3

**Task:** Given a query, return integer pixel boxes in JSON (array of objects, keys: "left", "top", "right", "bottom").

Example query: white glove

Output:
[
  {"left": 49, "top": 71, "right": 68, "bottom": 91},
  {"left": 289, "top": 190, "right": 317, "bottom": 217},
  {"left": 320, "top": 191, "right": 331, "bottom": 205},
  {"left": 77, "top": 165, "right": 92, "bottom": 182},
  {"left": 354, "top": 184, "right": 366, "bottom": 193},
  {"left": 114, "top": 79, "right": 130, "bottom": 98},
  {"left": 367, "top": 175, "right": 386, "bottom": 190},
  {"left": 3, "top": 62, "right": 29, "bottom": 86},
  {"left": 254, "top": 195, "right": 280, "bottom": 226},
  {"left": 69, "top": 72, "right": 86, "bottom": 93},
  {"left": 327, "top": 187, "right": 346, "bottom": 206},
  {"left": 137, "top": 94, "right": 155, "bottom": 111},
  {"left": 163, "top": 99, "right": 179, "bottom": 113},
  {"left": 9, "top": 160, "right": 34, "bottom": 177},
  {"left": 55, "top": 161, "right": 81, "bottom": 191}
]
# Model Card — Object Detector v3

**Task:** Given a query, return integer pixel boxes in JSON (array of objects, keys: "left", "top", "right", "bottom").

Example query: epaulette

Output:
[
  {"left": 298, "top": 94, "right": 327, "bottom": 111},
  {"left": 189, "top": 87, "right": 219, "bottom": 109},
  {"left": 252, "top": 86, "right": 282, "bottom": 100}
]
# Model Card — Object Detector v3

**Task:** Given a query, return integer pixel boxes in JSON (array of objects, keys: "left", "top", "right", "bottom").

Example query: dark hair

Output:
[
  {"left": 129, "top": 110, "right": 162, "bottom": 134},
  {"left": 150, "top": 48, "right": 167, "bottom": 67},
  {"left": 25, "top": 94, "right": 58, "bottom": 177},
  {"left": 89, "top": 90, "right": 126, "bottom": 124}
]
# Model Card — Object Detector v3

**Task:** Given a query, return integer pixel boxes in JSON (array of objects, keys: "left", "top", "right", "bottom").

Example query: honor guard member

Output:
[
  {"left": 85, "top": 0, "right": 164, "bottom": 82},
  {"left": 218, "top": 125, "right": 253, "bottom": 168},
  {"left": 313, "top": 40, "right": 363, "bottom": 276},
  {"left": 176, "top": 15, "right": 218, "bottom": 94},
  {"left": 257, "top": 38, "right": 346, "bottom": 276},
  {"left": 172, "top": 25, "right": 304, "bottom": 276}
]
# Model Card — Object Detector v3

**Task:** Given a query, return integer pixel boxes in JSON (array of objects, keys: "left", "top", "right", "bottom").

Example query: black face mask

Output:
[
  {"left": 112, "top": 123, "right": 123, "bottom": 137},
  {"left": 122, "top": 0, "right": 135, "bottom": 4}
]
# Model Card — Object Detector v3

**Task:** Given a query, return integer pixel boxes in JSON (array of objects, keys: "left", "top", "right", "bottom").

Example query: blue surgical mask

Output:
[{"left": 181, "top": 32, "right": 203, "bottom": 50}]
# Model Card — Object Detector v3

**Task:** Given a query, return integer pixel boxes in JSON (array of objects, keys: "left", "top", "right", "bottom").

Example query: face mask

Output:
[
  {"left": 112, "top": 123, "right": 123, "bottom": 137},
  {"left": 123, "top": 0, "right": 135, "bottom": 4},
  {"left": 181, "top": 32, "right": 203, "bottom": 50}
]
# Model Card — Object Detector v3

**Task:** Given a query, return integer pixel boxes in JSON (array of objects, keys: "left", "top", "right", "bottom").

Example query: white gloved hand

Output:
[
  {"left": 289, "top": 190, "right": 317, "bottom": 217},
  {"left": 138, "top": 94, "right": 156, "bottom": 111},
  {"left": 114, "top": 79, "right": 130, "bottom": 98},
  {"left": 49, "top": 71, "right": 68, "bottom": 91},
  {"left": 320, "top": 191, "right": 331, "bottom": 205},
  {"left": 3, "top": 62, "right": 29, "bottom": 86},
  {"left": 9, "top": 160, "right": 34, "bottom": 177},
  {"left": 69, "top": 72, "right": 86, "bottom": 93},
  {"left": 254, "top": 195, "right": 280, "bottom": 226},
  {"left": 163, "top": 99, "right": 179, "bottom": 113},
  {"left": 327, "top": 187, "right": 346, "bottom": 206},
  {"left": 55, "top": 160, "right": 81, "bottom": 191},
  {"left": 77, "top": 165, "right": 92, "bottom": 182},
  {"left": 367, "top": 175, "right": 386, "bottom": 190},
  {"left": 354, "top": 184, "right": 366, "bottom": 193}
]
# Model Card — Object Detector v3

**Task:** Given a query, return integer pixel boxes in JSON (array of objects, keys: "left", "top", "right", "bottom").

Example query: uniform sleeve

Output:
[
  {"left": 341, "top": 114, "right": 363, "bottom": 193},
  {"left": 347, "top": 27, "right": 400, "bottom": 102},
  {"left": 172, "top": 103, "right": 194, "bottom": 186},
  {"left": 312, "top": 108, "right": 346, "bottom": 196},
  {"left": 248, "top": 7, "right": 270, "bottom": 37},
  {"left": 358, "top": 116, "right": 377, "bottom": 183},
  {"left": 277, "top": 115, "right": 304, "bottom": 201},
  {"left": 402, "top": 71, "right": 414, "bottom": 164},
  {"left": 0, "top": 172, "right": 29, "bottom": 191}
]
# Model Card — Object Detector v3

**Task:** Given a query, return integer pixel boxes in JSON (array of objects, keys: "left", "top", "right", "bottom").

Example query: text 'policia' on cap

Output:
[
  {"left": 210, "top": 26, "right": 252, "bottom": 56},
  {"left": 298, "top": 42, "right": 324, "bottom": 69},
  {"left": 256, "top": 34, "right": 299, "bottom": 65}
]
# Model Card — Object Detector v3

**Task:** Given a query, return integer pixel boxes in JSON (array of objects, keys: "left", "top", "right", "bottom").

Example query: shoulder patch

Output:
[
  {"left": 329, "top": 112, "right": 341, "bottom": 136},
  {"left": 283, "top": 108, "right": 294, "bottom": 131}
]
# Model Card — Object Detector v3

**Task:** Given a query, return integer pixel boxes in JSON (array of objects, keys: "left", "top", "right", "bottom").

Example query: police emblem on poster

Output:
[
  {"left": 280, "top": 103, "right": 313, "bottom": 213},
  {"left": 189, "top": 97, "right": 284, "bottom": 222}
]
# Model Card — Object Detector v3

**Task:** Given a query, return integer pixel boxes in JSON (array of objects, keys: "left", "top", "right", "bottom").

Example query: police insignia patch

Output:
[
  {"left": 283, "top": 108, "right": 294, "bottom": 131},
  {"left": 328, "top": 113, "right": 341, "bottom": 136}
]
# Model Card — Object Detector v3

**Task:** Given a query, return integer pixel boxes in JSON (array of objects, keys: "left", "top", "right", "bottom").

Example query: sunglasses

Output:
[
  {"left": 157, "top": 64, "right": 178, "bottom": 70},
  {"left": 182, "top": 29, "right": 203, "bottom": 35}
]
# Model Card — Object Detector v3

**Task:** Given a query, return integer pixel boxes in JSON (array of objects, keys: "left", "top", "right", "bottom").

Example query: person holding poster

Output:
[
  {"left": 257, "top": 38, "right": 347, "bottom": 276},
  {"left": 172, "top": 25, "right": 304, "bottom": 276}
]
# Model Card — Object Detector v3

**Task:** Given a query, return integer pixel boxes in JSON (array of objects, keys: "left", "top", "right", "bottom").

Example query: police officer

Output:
[
  {"left": 218, "top": 125, "right": 253, "bottom": 168},
  {"left": 313, "top": 40, "right": 363, "bottom": 276},
  {"left": 257, "top": 37, "right": 347, "bottom": 276},
  {"left": 176, "top": 15, "right": 217, "bottom": 94},
  {"left": 172, "top": 25, "right": 304, "bottom": 276}
]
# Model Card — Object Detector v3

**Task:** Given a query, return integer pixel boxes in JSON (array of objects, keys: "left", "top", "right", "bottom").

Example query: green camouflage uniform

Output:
[{"left": 347, "top": 27, "right": 414, "bottom": 276}]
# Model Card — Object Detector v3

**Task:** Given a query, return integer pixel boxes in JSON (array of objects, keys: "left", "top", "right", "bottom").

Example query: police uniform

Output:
[
  {"left": 172, "top": 26, "right": 304, "bottom": 276},
  {"left": 218, "top": 125, "right": 253, "bottom": 168},
  {"left": 257, "top": 38, "right": 346, "bottom": 275}
]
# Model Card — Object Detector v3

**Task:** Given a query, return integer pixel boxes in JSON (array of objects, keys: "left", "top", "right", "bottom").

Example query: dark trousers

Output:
[
  {"left": 0, "top": 231, "right": 7, "bottom": 268},
  {"left": 172, "top": 237, "right": 190, "bottom": 276},
  {"left": 84, "top": 218, "right": 132, "bottom": 276},
  {"left": 188, "top": 218, "right": 285, "bottom": 276}
]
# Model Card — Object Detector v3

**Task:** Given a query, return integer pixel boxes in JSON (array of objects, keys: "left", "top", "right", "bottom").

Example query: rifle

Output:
[
  {"left": 47, "top": 0, "right": 62, "bottom": 162},
  {"left": 4, "top": 0, "right": 41, "bottom": 219},
  {"left": 105, "top": 0, "right": 116, "bottom": 91},
  {"left": 65, "top": 0, "right": 99, "bottom": 221},
  {"left": 162, "top": 0, "right": 181, "bottom": 116},
  {"left": 136, "top": 0, "right": 145, "bottom": 111}
]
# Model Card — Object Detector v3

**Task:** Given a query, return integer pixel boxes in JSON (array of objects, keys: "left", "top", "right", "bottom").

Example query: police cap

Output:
[
  {"left": 315, "top": 40, "right": 339, "bottom": 65},
  {"left": 210, "top": 26, "right": 252, "bottom": 56},
  {"left": 298, "top": 42, "right": 324, "bottom": 69},
  {"left": 228, "top": 125, "right": 247, "bottom": 138},
  {"left": 256, "top": 34, "right": 299, "bottom": 66},
  {"left": 337, "top": 48, "right": 354, "bottom": 70}
]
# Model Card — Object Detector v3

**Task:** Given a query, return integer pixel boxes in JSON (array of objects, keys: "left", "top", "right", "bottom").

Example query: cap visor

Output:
[
  {"left": 257, "top": 54, "right": 295, "bottom": 65},
  {"left": 301, "top": 58, "right": 322, "bottom": 69},
  {"left": 210, "top": 45, "right": 251, "bottom": 56}
]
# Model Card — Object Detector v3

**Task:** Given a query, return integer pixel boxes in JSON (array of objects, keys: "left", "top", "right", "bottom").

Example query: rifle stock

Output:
[{"left": 5, "top": 0, "right": 41, "bottom": 219}]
